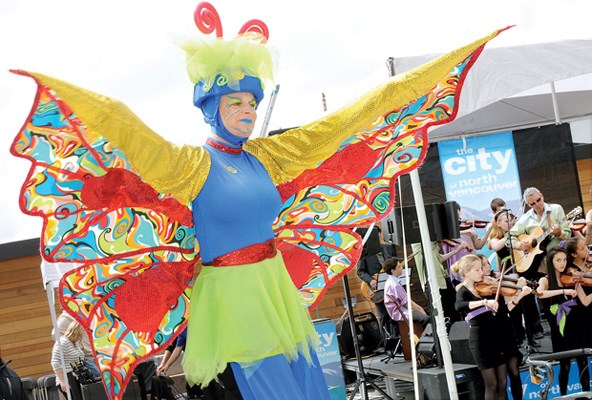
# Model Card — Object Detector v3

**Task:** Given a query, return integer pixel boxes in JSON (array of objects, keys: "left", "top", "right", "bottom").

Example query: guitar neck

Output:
[{"left": 537, "top": 212, "right": 570, "bottom": 241}]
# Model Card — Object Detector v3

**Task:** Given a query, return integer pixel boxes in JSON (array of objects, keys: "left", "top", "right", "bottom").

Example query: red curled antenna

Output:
[
  {"left": 194, "top": 2, "right": 269, "bottom": 41},
  {"left": 194, "top": 2, "right": 223, "bottom": 37},
  {"left": 238, "top": 19, "right": 269, "bottom": 41}
]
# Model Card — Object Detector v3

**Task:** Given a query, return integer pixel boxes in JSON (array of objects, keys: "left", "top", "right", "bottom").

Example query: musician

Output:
[
  {"left": 510, "top": 187, "right": 572, "bottom": 277},
  {"left": 536, "top": 247, "right": 583, "bottom": 396},
  {"left": 566, "top": 236, "right": 592, "bottom": 388},
  {"left": 356, "top": 225, "right": 397, "bottom": 339},
  {"left": 510, "top": 187, "right": 571, "bottom": 341},
  {"left": 489, "top": 198, "right": 516, "bottom": 225},
  {"left": 383, "top": 258, "right": 430, "bottom": 328},
  {"left": 442, "top": 204, "right": 493, "bottom": 285},
  {"left": 412, "top": 241, "right": 463, "bottom": 323},
  {"left": 453, "top": 254, "right": 506, "bottom": 400},
  {"left": 478, "top": 254, "right": 531, "bottom": 400},
  {"left": 572, "top": 207, "right": 592, "bottom": 246},
  {"left": 489, "top": 208, "right": 527, "bottom": 346}
]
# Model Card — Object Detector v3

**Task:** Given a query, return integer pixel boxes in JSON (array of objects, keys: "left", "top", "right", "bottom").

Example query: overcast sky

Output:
[{"left": 1, "top": 0, "right": 591, "bottom": 245}]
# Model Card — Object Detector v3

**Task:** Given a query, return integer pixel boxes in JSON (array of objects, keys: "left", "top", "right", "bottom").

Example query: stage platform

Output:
[{"left": 341, "top": 320, "right": 557, "bottom": 399}]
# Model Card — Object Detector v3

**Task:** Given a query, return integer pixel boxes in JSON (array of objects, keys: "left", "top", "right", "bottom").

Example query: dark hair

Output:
[
  {"left": 545, "top": 247, "right": 569, "bottom": 290},
  {"left": 490, "top": 197, "right": 506, "bottom": 212},
  {"left": 383, "top": 258, "right": 398, "bottom": 275},
  {"left": 565, "top": 237, "right": 583, "bottom": 264}
]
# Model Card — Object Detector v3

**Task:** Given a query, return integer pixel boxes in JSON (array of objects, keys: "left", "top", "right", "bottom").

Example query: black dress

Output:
[
  {"left": 562, "top": 265, "right": 590, "bottom": 350},
  {"left": 540, "top": 286, "right": 574, "bottom": 353},
  {"left": 455, "top": 286, "right": 507, "bottom": 369}
]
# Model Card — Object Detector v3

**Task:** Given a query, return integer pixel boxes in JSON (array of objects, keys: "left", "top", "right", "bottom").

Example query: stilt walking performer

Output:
[{"left": 10, "top": 2, "right": 506, "bottom": 398}]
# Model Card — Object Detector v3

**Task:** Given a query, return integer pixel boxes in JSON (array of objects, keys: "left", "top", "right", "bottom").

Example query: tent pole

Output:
[
  {"left": 409, "top": 169, "right": 458, "bottom": 400},
  {"left": 550, "top": 81, "right": 561, "bottom": 125}
]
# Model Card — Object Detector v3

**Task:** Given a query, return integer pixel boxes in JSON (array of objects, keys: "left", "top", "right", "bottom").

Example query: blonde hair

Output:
[
  {"left": 450, "top": 254, "right": 481, "bottom": 278},
  {"left": 64, "top": 320, "right": 85, "bottom": 343}
]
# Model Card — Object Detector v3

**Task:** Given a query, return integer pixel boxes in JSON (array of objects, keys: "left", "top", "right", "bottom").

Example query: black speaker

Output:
[
  {"left": 449, "top": 321, "right": 475, "bottom": 365},
  {"left": 336, "top": 312, "right": 382, "bottom": 358},
  {"left": 381, "top": 201, "right": 460, "bottom": 245},
  {"left": 416, "top": 323, "right": 437, "bottom": 368},
  {"left": 418, "top": 364, "right": 484, "bottom": 400}
]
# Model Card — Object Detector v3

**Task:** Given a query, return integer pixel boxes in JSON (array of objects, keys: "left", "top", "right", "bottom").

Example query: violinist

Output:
[
  {"left": 536, "top": 247, "right": 584, "bottom": 396},
  {"left": 565, "top": 236, "right": 592, "bottom": 389},
  {"left": 489, "top": 208, "right": 514, "bottom": 271},
  {"left": 478, "top": 254, "right": 531, "bottom": 400},
  {"left": 442, "top": 204, "right": 493, "bottom": 285},
  {"left": 489, "top": 208, "right": 528, "bottom": 346},
  {"left": 571, "top": 207, "right": 592, "bottom": 246},
  {"left": 566, "top": 236, "right": 592, "bottom": 272},
  {"left": 453, "top": 254, "right": 506, "bottom": 400}
]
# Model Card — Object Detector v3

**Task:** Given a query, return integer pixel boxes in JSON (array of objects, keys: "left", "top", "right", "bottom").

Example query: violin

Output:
[
  {"left": 569, "top": 219, "right": 588, "bottom": 232},
  {"left": 560, "top": 271, "right": 592, "bottom": 287},
  {"left": 475, "top": 281, "right": 523, "bottom": 297},
  {"left": 459, "top": 220, "right": 489, "bottom": 230},
  {"left": 440, "top": 238, "right": 461, "bottom": 247},
  {"left": 500, "top": 274, "right": 539, "bottom": 290}
]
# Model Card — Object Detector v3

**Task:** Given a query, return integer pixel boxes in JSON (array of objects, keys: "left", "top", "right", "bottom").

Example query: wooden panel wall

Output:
[
  {"left": 0, "top": 254, "right": 55, "bottom": 379},
  {"left": 577, "top": 158, "right": 591, "bottom": 214}
]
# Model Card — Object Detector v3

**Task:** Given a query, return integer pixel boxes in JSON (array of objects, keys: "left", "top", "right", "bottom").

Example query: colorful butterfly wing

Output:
[
  {"left": 275, "top": 34, "right": 497, "bottom": 308},
  {"left": 11, "top": 71, "right": 197, "bottom": 400}
]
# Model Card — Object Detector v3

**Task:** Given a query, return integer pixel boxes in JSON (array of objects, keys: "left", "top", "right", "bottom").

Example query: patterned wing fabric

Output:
[
  {"left": 11, "top": 73, "right": 198, "bottom": 400},
  {"left": 275, "top": 45, "right": 485, "bottom": 309}
]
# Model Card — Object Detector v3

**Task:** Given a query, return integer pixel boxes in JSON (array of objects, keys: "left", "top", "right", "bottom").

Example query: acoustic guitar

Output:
[
  {"left": 513, "top": 207, "right": 581, "bottom": 273},
  {"left": 360, "top": 252, "right": 417, "bottom": 303}
]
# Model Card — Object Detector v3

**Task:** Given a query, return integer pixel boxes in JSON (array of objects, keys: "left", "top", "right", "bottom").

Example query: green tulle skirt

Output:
[{"left": 182, "top": 252, "right": 318, "bottom": 386}]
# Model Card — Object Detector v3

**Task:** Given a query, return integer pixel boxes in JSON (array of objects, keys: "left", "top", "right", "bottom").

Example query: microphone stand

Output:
[
  {"left": 505, "top": 208, "right": 537, "bottom": 356},
  {"left": 342, "top": 274, "right": 394, "bottom": 400},
  {"left": 344, "top": 225, "right": 395, "bottom": 400}
]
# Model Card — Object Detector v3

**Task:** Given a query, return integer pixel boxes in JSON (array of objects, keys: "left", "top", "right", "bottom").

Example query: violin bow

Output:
[{"left": 494, "top": 257, "right": 509, "bottom": 304}]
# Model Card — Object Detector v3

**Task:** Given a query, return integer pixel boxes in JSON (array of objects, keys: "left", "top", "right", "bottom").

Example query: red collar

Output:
[{"left": 206, "top": 138, "right": 242, "bottom": 155}]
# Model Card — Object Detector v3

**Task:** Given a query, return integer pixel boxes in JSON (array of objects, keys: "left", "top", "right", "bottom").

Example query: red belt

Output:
[{"left": 203, "top": 239, "right": 277, "bottom": 267}]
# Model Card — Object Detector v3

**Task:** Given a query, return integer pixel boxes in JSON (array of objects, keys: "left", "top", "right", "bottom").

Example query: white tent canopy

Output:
[{"left": 394, "top": 38, "right": 592, "bottom": 141}]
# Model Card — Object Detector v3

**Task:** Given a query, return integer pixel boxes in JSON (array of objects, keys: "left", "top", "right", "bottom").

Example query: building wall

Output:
[
  {"left": 577, "top": 158, "right": 591, "bottom": 213},
  {"left": 0, "top": 254, "right": 55, "bottom": 378}
]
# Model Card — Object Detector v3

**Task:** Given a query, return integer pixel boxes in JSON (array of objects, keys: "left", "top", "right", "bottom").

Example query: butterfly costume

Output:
[{"left": 10, "top": 2, "right": 506, "bottom": 398}]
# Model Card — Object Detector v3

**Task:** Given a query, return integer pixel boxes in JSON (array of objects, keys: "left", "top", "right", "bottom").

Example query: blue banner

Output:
[
  {"left": 438, "top": 131, "right": 522, "bottom": 269},
  {"left": 314, "top": 318, "right": 347, "bottom": 400},
  {"left": 516, "top": 359, "right": 592, "bottom": 399}
]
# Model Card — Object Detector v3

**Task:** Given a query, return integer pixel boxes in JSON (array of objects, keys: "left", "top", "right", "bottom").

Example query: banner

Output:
[
  {"left": 516, "top": 359, "right": 592, "bottom": 399},
  {"left": 438, "top": 131, "right": 522, "bottom": 268},
  {"left": 314, "top": 318, "right": 347, "bottom": 400}
]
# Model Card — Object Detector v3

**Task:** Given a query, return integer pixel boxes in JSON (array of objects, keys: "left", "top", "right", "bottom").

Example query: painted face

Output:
[
  {"left": 467, "top": 261, "right": 483, "bottom": 283},
  {"left": 526, "top": 193, "right": 545, "bottom": 214},
  {"left": 552, "top": 252, "right": 568, "bottom": 273},
  {"left": 219, "top": 92, "right": 258, "bottom": 138}
]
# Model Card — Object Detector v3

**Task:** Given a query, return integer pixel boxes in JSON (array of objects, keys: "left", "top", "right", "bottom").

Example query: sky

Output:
[{"left": 1, "top": 0, "right": 592, "bottom": 245}]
